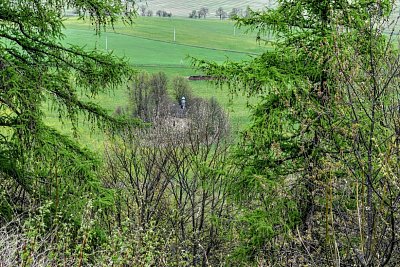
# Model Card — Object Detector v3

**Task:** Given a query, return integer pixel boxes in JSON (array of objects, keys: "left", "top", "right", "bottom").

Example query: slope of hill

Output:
[{"left": 136, "top": 0, "right": 271, "bottom": 17}]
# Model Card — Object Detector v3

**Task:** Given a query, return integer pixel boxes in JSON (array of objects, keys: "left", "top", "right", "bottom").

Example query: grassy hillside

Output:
[
  {"left": 136, "top": 0, "right": 271, "bottom": 17},
  {"left": 63, "top": 17, "right": 266, "bottom": 55}
]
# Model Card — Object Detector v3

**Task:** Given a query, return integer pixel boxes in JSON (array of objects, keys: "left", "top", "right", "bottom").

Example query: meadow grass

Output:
[{"left": 63, "top": 17, "right": 267, "bottom": 55}]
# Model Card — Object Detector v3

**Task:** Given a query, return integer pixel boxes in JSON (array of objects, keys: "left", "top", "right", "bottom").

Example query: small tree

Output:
[
  {"left": 243, "top": 5, "right": 251, "bottom": 18},
  {"left": 129, "top": 72, "right": 169, "bottom": 122},
  {"left": 199, "top": 7, "right": 209, "bottom": 18},
  {"left": 172, "top": 76, "right": 193, "bottom": 105},
  {"left": 156, "top": 10, "right": 172, "bottom": 17},
  {"left": 150, "top": 72, "right": 168, "bottom": 118},
  {"left": 146, "top": 10, "right": 153, "bottom": 17},
  {"left": 187, "top": 97, "right": 229, "bottom": 140},
  {"left": 140, "top": 5, "right": 146, "bottom": 16},
  {"left": 215, "top": 7, "right": 225, "bottom": 20},
  {"left": 129, "top": 72, "right": 151, "bottom": 121},
  {"left": 229, "top": 8, "right": 242, "bottom": 18},
  {"left": 189, "top": 10, "right": 197, "bottom": 18}
]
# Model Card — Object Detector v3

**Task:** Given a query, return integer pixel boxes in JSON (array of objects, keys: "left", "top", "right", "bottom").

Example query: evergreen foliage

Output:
[
  {"left": 0, "top": 0, "right": 135, "bottom": 222},
  {"left": 193, "top": 0, "right": 400, "bottom": 265}
]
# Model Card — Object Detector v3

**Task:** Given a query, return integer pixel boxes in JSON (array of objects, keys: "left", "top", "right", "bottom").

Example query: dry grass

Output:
[
  {"left": 0, "top": 223, "right": 22, "bottom": 267},
  {"left": 0, "top": 221, "right": 70, "bottom": 267},
  {"left": 0, "top": 219, "right": 78, "bottom": 267}
]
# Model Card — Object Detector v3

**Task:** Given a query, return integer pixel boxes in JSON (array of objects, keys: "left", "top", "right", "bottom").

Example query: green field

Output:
[
  {"left": 46, "top": 16, "right": 266, "bottom": 149},
  {"left": 63, "top": 16, "right": 265, "bottom": 57}
]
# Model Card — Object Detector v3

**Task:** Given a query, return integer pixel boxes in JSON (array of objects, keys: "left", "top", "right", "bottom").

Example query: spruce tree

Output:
[
  {"left": 193, "top": 0, "right": 397, "bottom": 265},
  {"left": 0, "top": 1, "right": 135, "bottom": 222}
]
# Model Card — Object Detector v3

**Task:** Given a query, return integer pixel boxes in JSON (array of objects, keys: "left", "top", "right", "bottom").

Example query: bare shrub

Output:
[
  {"left": 129, "top": 72, "right": 229, "bottom": 140},
  {"left": 129, "top": 72, "right": 169, "bottom": 122},
  {"left": 103, "top": 97, "right": 232, "bottom": 265},
  {"left": 172, "top": 76, "right": 193, "bottom": 105},
  {"left": 186, "top": 96, "right": 229, "bottom": 143}
]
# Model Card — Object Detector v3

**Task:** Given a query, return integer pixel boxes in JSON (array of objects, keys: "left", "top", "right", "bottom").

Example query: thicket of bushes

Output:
[{"left": 0, "top": 72, "right": 233, "bottom": 266}]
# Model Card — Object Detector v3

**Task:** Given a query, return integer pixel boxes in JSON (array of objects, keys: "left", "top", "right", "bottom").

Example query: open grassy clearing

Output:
[
  {"left": 62, "top": 28, "right": 256, "bottom": 66},
  {"left": 46, "top": 17, "right": 265, "bottom": 150}
]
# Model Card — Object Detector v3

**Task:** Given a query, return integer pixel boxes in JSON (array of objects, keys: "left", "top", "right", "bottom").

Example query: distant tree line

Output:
[
  {"left": 156, "top": 9, "right": 172, "bottom": 17},
  {"left": 139, "top": 5, "right": 172, "bottom": 17},
  {"left": 188, "top": 7, "right": 209, "bottom": 19},
  {"left": 189, "top": 6, "right": 251, "bottom": 20},
  {"left": 139, "top": 5, "right": 153, "bottom": 17}
]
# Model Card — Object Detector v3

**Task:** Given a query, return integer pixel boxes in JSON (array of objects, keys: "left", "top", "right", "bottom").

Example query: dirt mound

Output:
[{"left": 187, "top": 75, "right": 214, "bottom": 81}]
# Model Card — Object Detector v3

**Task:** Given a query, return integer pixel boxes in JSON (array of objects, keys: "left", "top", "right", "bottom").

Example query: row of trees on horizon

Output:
[
  {"left": 137, "top": 4, "right": 251, "bottom": 20},
  {"left": 188, "top": 7, "right": 249, "bottom": 19}
]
